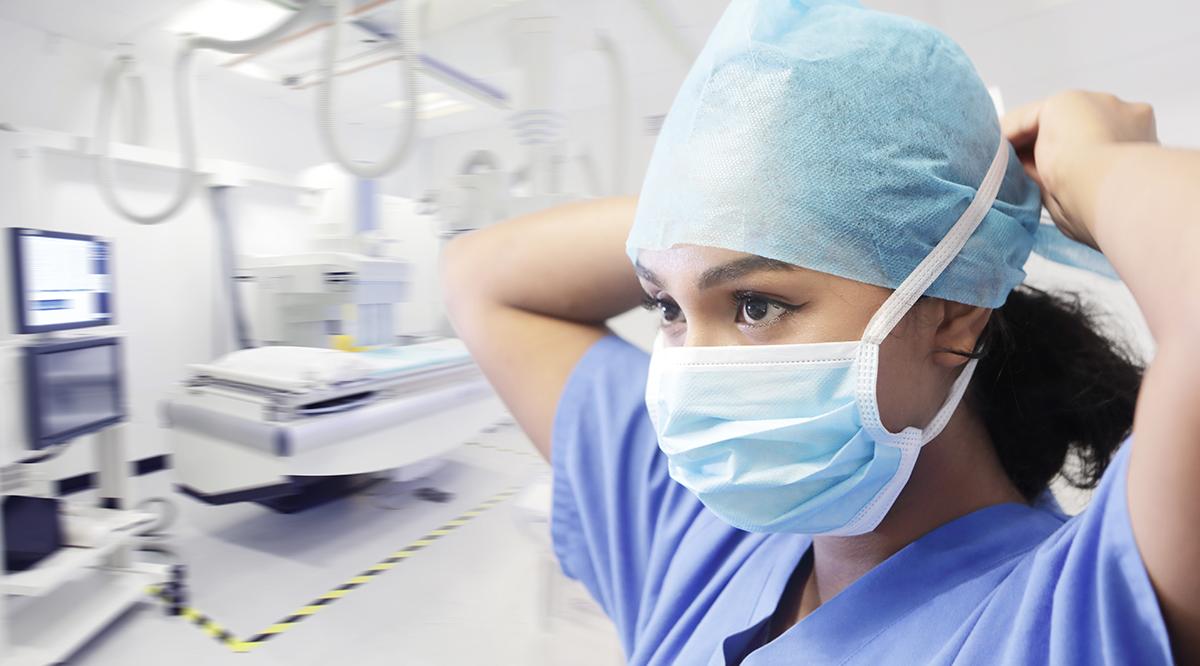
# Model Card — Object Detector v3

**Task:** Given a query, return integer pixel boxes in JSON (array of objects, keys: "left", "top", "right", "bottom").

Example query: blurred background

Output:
[{"left": 0, "top": 1, "right": 1193, "bottom": 664}]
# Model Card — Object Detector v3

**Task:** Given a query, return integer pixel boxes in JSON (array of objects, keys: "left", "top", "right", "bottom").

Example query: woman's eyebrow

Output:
[
  {"left": 634, "top": 262, "right": 662, "bottom": 286},
  {"left": 698, "top": 256, "right": 797, "bottom": 289}
]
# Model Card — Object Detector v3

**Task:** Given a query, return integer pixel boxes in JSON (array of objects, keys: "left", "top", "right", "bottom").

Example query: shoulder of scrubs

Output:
[
  {"left": 877, "top": 439, "right": 1174, "bottom": 664},
  {"left": 549, "top": 335, "right": 698, "bottom": 647},
  {"left": 1009, "top": 439, "right": 1173, "bottom": 663},
  {"left": 745, "top": 439, "right": 1173, "bottom": 665}
]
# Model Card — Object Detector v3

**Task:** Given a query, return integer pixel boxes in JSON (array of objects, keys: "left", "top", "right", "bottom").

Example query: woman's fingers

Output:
[
  {"left": 1001, "top": 101, "right": 1046, "bottom": 186},
  {"left": 1000, "top": 100, "right": 1043, "bottom": 150}
]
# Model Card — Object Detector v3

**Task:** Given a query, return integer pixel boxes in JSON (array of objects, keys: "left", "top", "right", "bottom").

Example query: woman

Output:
[{"left": 442, "top": 1, "right": 1197, "bottom": 663}]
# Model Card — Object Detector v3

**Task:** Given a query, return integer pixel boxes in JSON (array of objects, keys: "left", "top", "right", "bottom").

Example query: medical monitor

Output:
[
  {"left": 9, "top": 227, "right": 113, "bottom": 334},
  {"left": 23, "top": 336, "right": 125, "bottom": 449}
]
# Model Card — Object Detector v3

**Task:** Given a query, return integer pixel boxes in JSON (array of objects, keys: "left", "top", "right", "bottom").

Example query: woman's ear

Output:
[{"left": 932, "top": 301, "right": 992, "bottom": 368}]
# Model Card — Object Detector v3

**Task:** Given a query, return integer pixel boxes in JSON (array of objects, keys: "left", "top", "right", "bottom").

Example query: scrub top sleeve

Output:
[
  {"left": 1038, "top": 439, "right": 1174, "bottom": 663},
  {"left": 549, "top": 334, "right": 699, "bottom": 651}
]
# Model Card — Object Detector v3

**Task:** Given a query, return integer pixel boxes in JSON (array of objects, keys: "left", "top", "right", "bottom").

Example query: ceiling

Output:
[
  {"left": 0, "top": 0, "right": 197, "bottom": 47},
  {"left": 0, "top": 0, "right": 1195, "bottom": 142},
  {"left": 0, "top": 0, "right": 719, "bottom": 136}
]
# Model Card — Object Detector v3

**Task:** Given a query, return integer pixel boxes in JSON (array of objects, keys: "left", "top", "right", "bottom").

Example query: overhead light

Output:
[
  {"left": 166, "top": 0, "right": 292, "bottom": 41},
  {"left": 230, "top": 61, "right": 277, "bottom": 82},
  {"left": 420, "top": 101, "right": 473, "bottom": 120},
  {"left": 384, "top": 92, "right": 449, "bottom": 108},
  {"left": 384, "top": 92, "right": 474, "bottom": 119},
  {"left": 423, "top": 98, "right": 461, "bottom": 112}
]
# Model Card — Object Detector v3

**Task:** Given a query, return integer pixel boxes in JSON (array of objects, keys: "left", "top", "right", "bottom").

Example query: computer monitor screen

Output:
[
  {"left": 23, "top": 337, "right": 124, "bottom": 449},
  {"left": 9, "top": 227, "right": 113, "bottom": 334}
]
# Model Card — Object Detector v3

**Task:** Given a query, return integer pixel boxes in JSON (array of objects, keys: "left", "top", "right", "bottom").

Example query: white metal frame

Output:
[{"left": 0, "top": 424, "right": 171, "bottom": 666}]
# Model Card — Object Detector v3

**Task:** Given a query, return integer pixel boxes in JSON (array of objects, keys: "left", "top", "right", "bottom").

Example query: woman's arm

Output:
[
  {"left": 440, "top": 196, "right": 645, "bottom": 458},
  {"left": 1003, "top": 91, "right": 1200, "bottom": 662}
]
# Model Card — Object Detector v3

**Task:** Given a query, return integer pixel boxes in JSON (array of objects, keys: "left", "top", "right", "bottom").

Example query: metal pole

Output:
[{"left": 95, "top": 425, "right": 133, "bottom": 569}]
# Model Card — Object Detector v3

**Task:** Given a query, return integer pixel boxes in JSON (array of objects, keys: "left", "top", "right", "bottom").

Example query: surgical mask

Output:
[{"left": 643, "top": 140, "right": 1008, "bottom": 537}]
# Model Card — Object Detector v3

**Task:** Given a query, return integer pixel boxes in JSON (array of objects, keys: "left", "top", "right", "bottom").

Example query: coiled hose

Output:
[
  {"left": 94, "top": 0, "right": 324, "bottom": 225},
  {"left": 317, "top": 0, "right": 418, "bottom": 178}
]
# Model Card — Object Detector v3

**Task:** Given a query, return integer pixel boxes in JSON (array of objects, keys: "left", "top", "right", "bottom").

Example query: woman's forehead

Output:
[
  {"left": 636, "top": 245, "right": 793, "bottom": 275},
  {"left": 634, "top": 245, "right": 867, "bottom": 295}
]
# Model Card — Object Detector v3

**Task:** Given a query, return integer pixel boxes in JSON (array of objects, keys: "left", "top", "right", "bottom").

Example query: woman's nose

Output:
[{"left": 683, "top": 323, "right": 741, "bottom": 348}]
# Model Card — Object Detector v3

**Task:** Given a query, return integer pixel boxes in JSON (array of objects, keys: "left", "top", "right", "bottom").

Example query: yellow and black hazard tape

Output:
[
  {"left": 146, "top": 585, "right": 255, "bottom": 652},
  {"left": 149, "top": 484, "right": 523, "bottom": 654}
]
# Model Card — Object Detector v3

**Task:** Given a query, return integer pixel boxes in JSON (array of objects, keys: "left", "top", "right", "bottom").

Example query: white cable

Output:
[
  {"left": 118, "top": 63, "right": 148, "bottom": 145},
  {"left": 317, "top": 0, "right": 419, "bottom": 179},
  {"left": 595, "top": 33, "right": 628, "bottom": 196},
  {"left": 94, "top": 1, "right": 323, "bottom": 225}
]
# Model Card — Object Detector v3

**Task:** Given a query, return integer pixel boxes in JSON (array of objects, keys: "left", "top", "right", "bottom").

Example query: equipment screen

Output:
[
  {"left": 24, "top": 338, "right": 124, "bottom": 448},
  {"left": 10, "top": 228, "right": 113, "bottom": 333}
]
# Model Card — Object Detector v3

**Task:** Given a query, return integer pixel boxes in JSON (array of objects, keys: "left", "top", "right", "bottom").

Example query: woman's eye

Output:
[
  {"left": 659, "top": 301, "right": 682, "bottom": 323},
  {"left": 643, "top": 296, "right": 684, "bottom": 324},
  {"left": 735, "top": 295, "right": 791, "bottom": 326}
]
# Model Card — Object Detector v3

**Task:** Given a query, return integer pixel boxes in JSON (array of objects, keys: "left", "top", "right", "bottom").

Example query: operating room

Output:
[{"left": 1, "top": 0, "right": 1198, "bottom": 664}]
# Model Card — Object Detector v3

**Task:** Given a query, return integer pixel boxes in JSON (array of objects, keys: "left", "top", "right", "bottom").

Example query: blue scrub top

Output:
[{"left": 551, "top": 335, "right": 1173, "bottom": 665}]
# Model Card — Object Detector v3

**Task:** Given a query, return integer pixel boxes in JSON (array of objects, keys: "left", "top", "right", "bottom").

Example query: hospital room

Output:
[{"left": 1, "top": 0, "right": 1198, "bottom": 664}]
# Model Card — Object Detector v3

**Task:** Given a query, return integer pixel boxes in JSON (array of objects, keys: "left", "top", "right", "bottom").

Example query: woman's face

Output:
[{"left": 635, "top": 245, "right": 988, "bottom": 432}]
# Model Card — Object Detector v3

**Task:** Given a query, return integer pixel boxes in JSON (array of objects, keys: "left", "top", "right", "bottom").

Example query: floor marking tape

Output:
[
  {"left": 147, "top": 586, "right": 247, "bottom": 652},
  {"left": 149, "top": 484, "right": 523, "bottom": 654}
]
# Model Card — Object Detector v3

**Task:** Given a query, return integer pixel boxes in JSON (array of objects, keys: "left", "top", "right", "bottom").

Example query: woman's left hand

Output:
[{"left": 1001, "top": 90, "right": 1158, "bottom": 249}]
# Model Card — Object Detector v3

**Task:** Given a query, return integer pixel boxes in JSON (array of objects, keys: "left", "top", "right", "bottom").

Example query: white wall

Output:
[
  {"left": 918, "top": 0, "right": 1200, "bottom": 148},
  {"left": 0, "top": 12, "right": 420, "bottom": 480}
]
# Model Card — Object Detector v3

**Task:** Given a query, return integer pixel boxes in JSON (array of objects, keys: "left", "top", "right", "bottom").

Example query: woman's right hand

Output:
[{"left": 1001, "top": 90, "right": 1158, "bottom": 248}]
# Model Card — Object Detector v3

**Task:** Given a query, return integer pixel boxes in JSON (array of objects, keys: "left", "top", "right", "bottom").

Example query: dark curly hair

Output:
[{"left": 958, "top": 285, "right": 1143, "bottom": 501}]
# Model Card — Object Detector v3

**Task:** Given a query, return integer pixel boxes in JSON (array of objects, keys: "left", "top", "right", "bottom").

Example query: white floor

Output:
[{"left": 63, "top": 423, "right": 626, "bottom": 666}]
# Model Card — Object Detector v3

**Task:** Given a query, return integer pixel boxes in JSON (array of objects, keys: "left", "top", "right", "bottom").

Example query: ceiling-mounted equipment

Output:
[
  {"left": 317, "top": 0, "right": 419, "bottom": 178},
  {"left": 94, "top": 0, "right": 325, "bottom": 225}
]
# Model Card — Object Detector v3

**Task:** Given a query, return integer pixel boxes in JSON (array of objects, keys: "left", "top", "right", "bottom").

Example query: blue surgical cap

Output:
[{"left": 627, "top": 0, "right": 1111, "bottom": 308}]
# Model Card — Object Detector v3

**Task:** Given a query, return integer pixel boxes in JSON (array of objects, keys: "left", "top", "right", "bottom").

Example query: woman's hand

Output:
[{"left": 1001, "top": 91, "right": 1158, "bottom": 248}]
